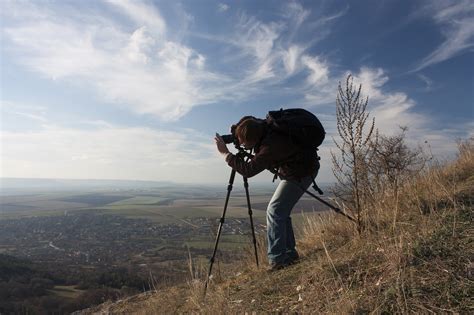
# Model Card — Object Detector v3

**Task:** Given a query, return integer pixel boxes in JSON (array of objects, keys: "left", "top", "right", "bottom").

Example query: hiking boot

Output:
[
  {"left": 266, "top": 260, "right": 290, "bottom": 272},
  {"left": 287, "top": 251, "right": 300, "bottom": 265}
]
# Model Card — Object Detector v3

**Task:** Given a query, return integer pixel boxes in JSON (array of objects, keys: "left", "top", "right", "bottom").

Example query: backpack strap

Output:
[{"left": 312, "top": 150, "right": 323, "bottom": 195}]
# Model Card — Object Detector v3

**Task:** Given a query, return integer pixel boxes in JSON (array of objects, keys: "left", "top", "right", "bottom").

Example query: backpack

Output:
[{"left": 266, "top": 108, "right": 325, "bottom": 149}]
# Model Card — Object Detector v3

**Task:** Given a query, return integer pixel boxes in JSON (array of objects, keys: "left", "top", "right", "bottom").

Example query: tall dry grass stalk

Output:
[{"left": 184, "top": 245, "right": 208, "bottom": 309}]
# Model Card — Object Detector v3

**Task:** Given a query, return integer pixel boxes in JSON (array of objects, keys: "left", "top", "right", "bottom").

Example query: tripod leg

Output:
[
  {"left": 300, "top": 186, "right": 356, "bottom": 223},
  {"left": 204, "top": 169, "right": 236, "bottom": 295},
  {"left": 243, "top": 177, "right": 259, "bottom": 267}
]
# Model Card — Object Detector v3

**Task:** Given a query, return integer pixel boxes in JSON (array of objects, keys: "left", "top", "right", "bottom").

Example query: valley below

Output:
[{"left": 0, "top": 181, "right": 329, "bottom": 313}]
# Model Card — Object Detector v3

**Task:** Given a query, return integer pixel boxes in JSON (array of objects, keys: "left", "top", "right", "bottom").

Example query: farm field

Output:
[{"left": 0, "top": 184, "right": 330, "bottom": 223}]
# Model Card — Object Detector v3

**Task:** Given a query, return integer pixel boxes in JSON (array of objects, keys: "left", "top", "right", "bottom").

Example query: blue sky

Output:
[{"left": 1, "top": 0, "right": 473, "bottom": 184}]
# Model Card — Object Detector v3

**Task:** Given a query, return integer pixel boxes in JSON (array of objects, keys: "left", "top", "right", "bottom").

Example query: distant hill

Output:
[{"left": 0, "top": 178, "right": 174, "bottom": 192}]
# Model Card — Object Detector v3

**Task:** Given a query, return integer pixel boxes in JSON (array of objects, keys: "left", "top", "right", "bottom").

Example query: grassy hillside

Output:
[{"left": 75, "top": 141, "right": 473, "bottom": 314}]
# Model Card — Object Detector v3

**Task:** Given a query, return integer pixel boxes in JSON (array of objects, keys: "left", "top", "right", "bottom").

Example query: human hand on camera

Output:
[{"left": 214, "top": 133, "right": 230, "bottom": 157}]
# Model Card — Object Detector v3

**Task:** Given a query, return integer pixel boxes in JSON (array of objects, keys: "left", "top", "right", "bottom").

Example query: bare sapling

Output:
[{"left": 331, "top": 74, "right": 376, "bottom": 234}]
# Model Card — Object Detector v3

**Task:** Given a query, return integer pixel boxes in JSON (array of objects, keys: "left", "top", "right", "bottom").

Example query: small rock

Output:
[{"left": 375, "top": 277, "right": 382, "bottom": 286}]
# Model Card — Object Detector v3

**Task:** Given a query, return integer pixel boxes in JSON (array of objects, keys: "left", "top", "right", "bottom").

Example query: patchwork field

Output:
[{"left": 0, "top": 185, "right": 330, "bottom": 223}]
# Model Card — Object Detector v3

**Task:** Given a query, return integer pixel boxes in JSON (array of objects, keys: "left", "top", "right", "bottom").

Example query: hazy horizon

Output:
[{"left": 1, "top": 176, "right": 335, "bottom": 192}]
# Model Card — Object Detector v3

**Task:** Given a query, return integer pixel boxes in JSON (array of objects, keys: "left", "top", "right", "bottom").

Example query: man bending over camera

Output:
[{"left": 215, "top": 117, "right": 319, "bottom": 271}]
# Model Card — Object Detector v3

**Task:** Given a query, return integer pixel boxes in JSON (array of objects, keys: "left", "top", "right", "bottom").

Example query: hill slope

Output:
[{"left": 75, "top": 142, "right": 473, "bottom": 314}]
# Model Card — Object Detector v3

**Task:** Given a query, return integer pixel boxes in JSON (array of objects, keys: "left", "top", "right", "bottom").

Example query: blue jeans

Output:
[{"left": 266, "top": 172, "right": 317, "bottom": 264}]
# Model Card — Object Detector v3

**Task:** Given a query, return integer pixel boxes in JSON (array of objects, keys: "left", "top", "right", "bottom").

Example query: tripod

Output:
[{"left": 204, "top": 150, "right": 259, "bottom": 295}]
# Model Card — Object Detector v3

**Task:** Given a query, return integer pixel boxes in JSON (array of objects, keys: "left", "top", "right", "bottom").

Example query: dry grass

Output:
[{"left": 82, "top": 140, "right": 473, "bottom": 314}]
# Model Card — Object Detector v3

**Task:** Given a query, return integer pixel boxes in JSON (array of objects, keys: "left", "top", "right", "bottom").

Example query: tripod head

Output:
[
  {"left": 232, "top": 145, "right": 282, "bottom": 178},
  {"left": 235, "top": 146, "right": 254, "bottom": 161}
]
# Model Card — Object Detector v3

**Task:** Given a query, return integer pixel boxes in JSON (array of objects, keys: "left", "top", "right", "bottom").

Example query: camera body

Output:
[
  {"left": 221, "top": 133, "right": 238, "bottom": 145},
  {"left": 221, "top": 123, "right": 240, "bottom": 146}
]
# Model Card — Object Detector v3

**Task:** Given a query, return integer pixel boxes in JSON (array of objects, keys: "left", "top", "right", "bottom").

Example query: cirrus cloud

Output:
[{"left": 414, "top": 0, "right": 474, "bottom": 71}]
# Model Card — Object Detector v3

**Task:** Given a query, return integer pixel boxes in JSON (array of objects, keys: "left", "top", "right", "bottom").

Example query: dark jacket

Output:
[{"left": 226, "top": 123, "right": 319, "bottom": 180}]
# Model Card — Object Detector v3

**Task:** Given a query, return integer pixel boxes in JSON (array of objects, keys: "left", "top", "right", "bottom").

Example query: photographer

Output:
[{"left": 215, "top": 116, "right": 320, "bottom": 271}]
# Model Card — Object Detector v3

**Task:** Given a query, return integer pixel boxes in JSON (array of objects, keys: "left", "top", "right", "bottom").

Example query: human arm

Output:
[{"left": 225, "top": 146, "right": 272, "bottom": 178}]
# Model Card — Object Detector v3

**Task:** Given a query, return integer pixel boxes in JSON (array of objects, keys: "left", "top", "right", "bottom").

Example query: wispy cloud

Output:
[
  {"left": 2, "top": 1, "right": 350, "bottom": 121},
  {"left": 227, "top": 4, "right": 346, "bottom": 96},
  {"left": 105, "top": 0, "right": 167, "bottom": 36},
  {"left": 238, "top": 16, "right": 282, "bottom": 61},
  {"left": 413, "top": 0, "right": 474, "bottom": 71},
  {"left": 349, "top": 67, "right": 466, "bottom": 156},
  {"left": 2, "top": 1, "right": 229, "bottom": 121},
  {"left": 1, "top": 100, "right": 48, "bottom": 123},
  {"left": 217, "top": 3, "right": 230, "bottom": 13},
  {"left": 417, "top": 74, "right": 434, "bottom": 91},
  {"left": 301, "top": 55, "right": 329, "bottom": 86},
  {"left": 351, "top": 67, "right": 427, "bottom": 135}
]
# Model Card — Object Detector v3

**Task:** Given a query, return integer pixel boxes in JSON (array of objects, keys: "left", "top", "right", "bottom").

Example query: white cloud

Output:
[
  {"left": 9, "top": 111, "right": 47, "bottom": 123},
  {"left": 105, "top": 0, "right": 166, "bottom": 36},
  {"left": 229, "top": 8, "right": 338, "bottom": 90},
  {"left": 123, "top": 26, "right": 155, "bottom": 64},
  {"left": 414, "top": 0, "right": 474, "bottom": 71},
  {"left": 351, "top": 68, "right": 424, "bottom": 135},
  {"left": 218, "top": 3, "right": 230, "bottom": 13},
  {"left": 4, "top": 21, "right": 109, "bottom": 79},
  {"left": 282, "top": 45, "right": 303, "bottom": 75},
  {"left": 349, "top": 67, "right": 464, "bottom": 156},
  {"left": 284, "top": 2, "right": 311, "bottom": 31},
  {"left": 236, "top": 14, "right": 282, "bottom": 62},
  {"left": 245, "top": 59, "right": 276, "bottom": 83},
  {"left": 301, "top": 55, "right": 329, "bottom": 86},
  {"left": 2, "top": 1, "right": 228, "bottom": 121},
  {"left": 1, "top": 100, "right": 49, "bottom": 125},
  {"left": 0, "top": 124, "right": 232, "bottom": 183},
  {"left": 417, "top": 74, "right": 434, "bottom": 91},
  {"left": 2, "top": 1, "right": 348, "bottom": 121}
]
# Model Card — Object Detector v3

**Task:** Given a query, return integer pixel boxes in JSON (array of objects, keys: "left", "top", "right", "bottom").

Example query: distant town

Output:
[{"left": 0, "top": 211, "right": 266, "bottom": 270}]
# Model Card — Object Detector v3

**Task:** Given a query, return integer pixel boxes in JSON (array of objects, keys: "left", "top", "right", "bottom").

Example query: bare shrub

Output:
[
  {"left": 368, "top": 127, "right": 427, "bottom": 191},
  {"left": 366, "top": 127, "right": 429, "bottom": 228}
]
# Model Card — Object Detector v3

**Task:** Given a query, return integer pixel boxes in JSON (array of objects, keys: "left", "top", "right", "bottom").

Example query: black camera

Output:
[
  {"left": 221, "top": 134, "right": 237, "bottom": 144},
  {"left": 220, "top": 122, "right": 239, "bottom": 146}
]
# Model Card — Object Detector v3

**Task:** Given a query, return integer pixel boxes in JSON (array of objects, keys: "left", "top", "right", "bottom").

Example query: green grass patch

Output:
[{"left": 49, "top": 285, "right": 85, "bottom": 299}]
